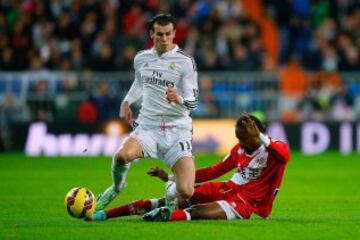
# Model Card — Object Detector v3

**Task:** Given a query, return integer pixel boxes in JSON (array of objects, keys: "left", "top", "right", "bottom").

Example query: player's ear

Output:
[{"left": 150, "top": 30, "right": 154, "bottom": 40}]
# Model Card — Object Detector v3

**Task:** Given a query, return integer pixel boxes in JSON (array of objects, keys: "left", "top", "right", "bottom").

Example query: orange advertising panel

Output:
[{"left": 193, "top": 119, "right": 237, "bottom": 154}]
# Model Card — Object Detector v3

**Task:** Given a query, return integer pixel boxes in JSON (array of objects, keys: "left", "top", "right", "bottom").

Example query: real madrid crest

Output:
[{"left": 169, "top": 62, "right": 176, "bottom": 71}]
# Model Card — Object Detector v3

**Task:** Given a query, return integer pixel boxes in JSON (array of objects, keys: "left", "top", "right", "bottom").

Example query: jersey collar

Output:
[
  {"left": 152, "top": 44, "right": 179, "bottom": 58},
  {"left": 240, "top": 144, "right": 265, "bottom": 158}
]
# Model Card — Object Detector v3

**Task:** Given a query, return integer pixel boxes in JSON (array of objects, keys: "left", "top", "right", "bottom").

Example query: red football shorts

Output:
[{"left": 189, "top": 181, "right": 252, "bottom": 219}]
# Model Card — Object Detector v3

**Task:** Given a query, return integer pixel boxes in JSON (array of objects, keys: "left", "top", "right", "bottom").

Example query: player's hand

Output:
[
  {"left": 147, "top": 166, "right": 169, "bottom": 182},
  {"left": 242, "top": 113, "right": 260, "bottom": 138},
  {"left": 119, "top": 101, "right": 133, "bottom": 125},
  {"left": 166, "top": 86, "right": 181, "bottom": 104}
]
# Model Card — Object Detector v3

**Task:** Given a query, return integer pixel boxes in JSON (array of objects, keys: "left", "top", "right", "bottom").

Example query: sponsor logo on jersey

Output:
[{"left": 143, "top": 76, "right": 174, "bottom": 88}]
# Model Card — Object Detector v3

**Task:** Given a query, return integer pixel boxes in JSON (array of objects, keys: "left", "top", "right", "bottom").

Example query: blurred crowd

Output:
[
  {"left": 0, "top": 0, "right": 359, "bottom": 72},
  {"left": 1, "top": 0, "right": 360, "bottom": 150},
  {"left": 0, "top": 0, "right": 360, "bottom": 128}
]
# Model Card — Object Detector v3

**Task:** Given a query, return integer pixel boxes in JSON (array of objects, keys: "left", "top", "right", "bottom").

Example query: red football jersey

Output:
[{"left": 195, "top": 135, "right": 290, "bottom": 218}]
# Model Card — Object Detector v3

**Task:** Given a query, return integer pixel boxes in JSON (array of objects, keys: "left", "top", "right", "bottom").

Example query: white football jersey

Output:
[{"left": 124, "top": 45, "right": 198, "bottom": 126}]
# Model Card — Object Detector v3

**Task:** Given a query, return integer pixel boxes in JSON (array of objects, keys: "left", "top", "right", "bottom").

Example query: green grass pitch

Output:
[{"left": 0, "top": 152, "right": 359, "bottom": 240}]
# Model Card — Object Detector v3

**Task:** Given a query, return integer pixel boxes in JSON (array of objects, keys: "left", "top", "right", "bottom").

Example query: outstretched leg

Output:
[
  {"left": 89, "top": 198, "right": 166, "bottom": 221},
  {"left": 107, "top": 198, "right": 166, "bottom": 218},
  {"left": 96, "top": 137, "right": 144, "bottom": 210},
  {"left": 143, "top": 202, "right": 228, "bottom": 221}
]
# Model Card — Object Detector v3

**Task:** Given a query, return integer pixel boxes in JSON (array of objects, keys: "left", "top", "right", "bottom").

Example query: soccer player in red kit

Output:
[{"left": 89, "top": 113, "right": 290, "bottom": 221}]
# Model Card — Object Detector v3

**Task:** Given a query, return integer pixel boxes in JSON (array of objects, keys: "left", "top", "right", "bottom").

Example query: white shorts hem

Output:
[
  {"left": 169, "top": 154, "right": 193, "bottom": 169},
  {"left": 216, "top": 200, "right": 242, "bottom": 220}
]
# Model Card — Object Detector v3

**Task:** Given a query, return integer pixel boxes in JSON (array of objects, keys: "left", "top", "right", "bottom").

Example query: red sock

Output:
[
  {"left": 106, "top": 200, "right": 152, "bottom": 218},
  {"left": 169, "top": 210, "right": 190, "bottom": 221}
]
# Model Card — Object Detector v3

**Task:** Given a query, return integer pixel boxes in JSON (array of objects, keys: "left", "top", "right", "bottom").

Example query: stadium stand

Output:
[{"left": 0, "top": 0, "right": 360, "bottom": 149}]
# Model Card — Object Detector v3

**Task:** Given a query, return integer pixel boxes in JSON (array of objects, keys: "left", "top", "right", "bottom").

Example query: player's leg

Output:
[
  {"left": 142, "top": 202, "right": 226, "bottom": 221},
  {"left": 143, "top": 198, "right": 253, "bottom": 222},
  {"left": 163, "top": 125, "right": 195, "bottom": 208},
  {"left": 96, "top": 137, "right": 144, "bottom": 210},
  {"left": 89, "top": 198, "right": 166, "bottom": 221},
  {"left": 176, "top": 202, "right": 228, "bottom": 220},
  {"left": 112, "top": 137, "right": 144, "bottom": 191},
  {"left": 143, "top": 182, "right": 250, "bottom": 221},
  {"left": 165, "top": 177, "right": 220, "bottom": 210},
  {"left": 170, "top": 156, "right": 195, "bottom": 207}
]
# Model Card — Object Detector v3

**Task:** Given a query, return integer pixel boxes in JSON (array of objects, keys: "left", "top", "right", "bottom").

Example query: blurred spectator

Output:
[
  {"left": 27, "top": 80, "right": 54, "bottom": 122},
  {"left": 0, "top": 48, "right": 16, "bottom": 70},
  {"left": 0, "top": 0, "right": 358, "bottom": 72},
  {"left": 91, "top": 81, "right": 118, "bottom": 121},
  {"left": 173, "top": 17, "right": 189, "bottom": 47},
  {"left": 279, "top": 55, "right": 308, "bottom": 96},
  {"left": 78, "top": 68, "right": 94, "bottom": 93},
  {"left": 77, "top": 101, "right": 97, "bottom": 124},
  {"left": 298, "top": 78, "right": 328, "bottom": 121},
  {"left": 321, "top": 46, "right": 338, "bottom": 71},
  {"left": 0, "top": 93, "right": 29, "bottom": 149},
  {"left": 192, "top": 75, "right": 219, "bottom": 118},
  {"left": 278, "top": 54, "right": 308, "bottom": 121},
  {"left": 339, "top": 46, "right": 360, "bottom": 71},
  {"left": 229, "top": 43, "right": 253, "bottom": 71},
  {"left": 330, "top": 84, "right": 354, "bottom": 121},
  {"left": 298, "top": 72, "right": 341, "bottom": 121},
  {"left": 118, "top": 45, "right": 136, "bottom": 72},
  {"left": 0, "top": 0, "right": 360, "bottom": 125}
]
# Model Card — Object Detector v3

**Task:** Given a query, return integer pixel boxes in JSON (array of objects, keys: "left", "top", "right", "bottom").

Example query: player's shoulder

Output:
[
  {"left": 134, "top": 49, "right": 153, "bottom": 65},
  {"left": 230, "top": 143, "right": 242, "bottom": 156},
  {"left": 175, "top": 48, "right": 193, "bottom": 59},
  {"left": 174, "top": 48, "right": 197, "bottom": 71}
]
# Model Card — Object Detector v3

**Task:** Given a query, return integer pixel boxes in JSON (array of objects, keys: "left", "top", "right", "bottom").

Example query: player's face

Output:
[
  {"left": 237, "top": 129, "right": 261, "bottom": 153},
  {"left": 151, "top": 23, "right": 176, "bottom": 54}
]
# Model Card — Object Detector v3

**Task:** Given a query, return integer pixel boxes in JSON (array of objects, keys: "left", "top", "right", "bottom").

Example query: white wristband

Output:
[
  {"left": 177, "top": 96, "right": 184, "bottom": 105},
  {"left": 259, "top": 133, "right": 271, "bottom": 147}
]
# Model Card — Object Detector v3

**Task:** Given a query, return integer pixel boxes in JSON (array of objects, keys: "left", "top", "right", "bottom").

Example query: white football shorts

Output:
[{"left": 130, "top": 123, "right": 193, "bottom": 169}]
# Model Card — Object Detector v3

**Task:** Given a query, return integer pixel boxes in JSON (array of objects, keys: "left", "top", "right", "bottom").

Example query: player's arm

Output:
[
  {"left": 147, "top": 166, "right": 169, "bottom": 182},
  {"left": 166, "top": 58, "right": 198, "bottom": 109},
  {"left": 120, "top": 62, "right": 143, "bottom": 125},
  {"left": 243, "top": 114, "right": 290, "bottom": 163},
  {"left": 147, "top": 152, "right": 237, "bottom": 184},
  {"left": 181, "top": 58, "right": 198, "bottom": 110},
  {"left": 259, "top": 134, "right": 290, "bottom": 164},
  {"left": 195, "top": 150, "right": 237, "bottom": 183}
]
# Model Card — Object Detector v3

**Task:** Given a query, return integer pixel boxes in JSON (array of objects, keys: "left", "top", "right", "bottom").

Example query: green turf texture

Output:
[{"left": 0, "top": 152, "right": 359, "bottom": 240}]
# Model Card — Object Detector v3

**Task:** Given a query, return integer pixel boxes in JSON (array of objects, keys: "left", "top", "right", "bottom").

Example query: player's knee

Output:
[
  {"left": 114, "top": 149, "right": 133, "bottom": 164},
  {"left": 176, "top": 184, "right": 194, "bottom": 199}
]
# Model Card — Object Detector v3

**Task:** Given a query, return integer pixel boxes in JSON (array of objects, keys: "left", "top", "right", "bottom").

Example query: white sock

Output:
[
  {"left": 111, "top": 156, "right": 131, "bottom": 192},
  {"left": 165, "top": 181, "right": 179, "bottom": 210},
  {"left": 165, "top": 181, "right": 177, "bottom": 200},
  {"left": 150, "top": 199, "right": 160, "bottom": 209}
]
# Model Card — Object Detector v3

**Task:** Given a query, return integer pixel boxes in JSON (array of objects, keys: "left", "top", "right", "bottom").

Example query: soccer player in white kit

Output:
[{"left": 96, "top": 14, "right": 199, "bottom": 210}]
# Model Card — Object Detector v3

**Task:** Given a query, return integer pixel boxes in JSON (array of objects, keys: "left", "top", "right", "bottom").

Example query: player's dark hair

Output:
[
  {"left": 235, "top": 114, "right": 266, "bottom": 139},
  {"left": 148, "top": 14, "right": 176, "bottom": 32}
]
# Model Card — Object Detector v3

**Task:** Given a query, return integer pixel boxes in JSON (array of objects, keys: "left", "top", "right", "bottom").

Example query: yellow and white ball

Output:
[{"left": 64, "top": 187, "right": 96, "bottom": 219}]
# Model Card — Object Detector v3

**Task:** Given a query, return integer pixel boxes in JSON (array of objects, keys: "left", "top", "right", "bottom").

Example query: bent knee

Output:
[
  {"left": 113, "top": 138, "right": 143, "bottom": 164},
  {"left": 114, "top": 149, "right": 137, "bottom": 164},
  {"left": 177, "top": 185, "right": 194, "bottom": 199}
]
